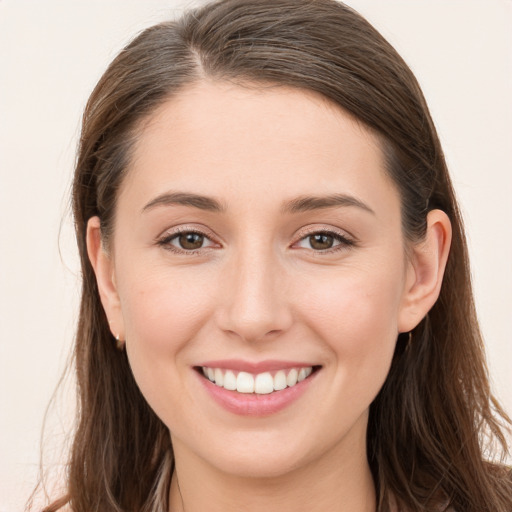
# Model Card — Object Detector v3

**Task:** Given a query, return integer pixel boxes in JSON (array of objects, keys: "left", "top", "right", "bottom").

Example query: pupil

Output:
[
  {"left": 310, "top": 233, "right": 333, "bottom": 250},
  {"left": 179, "top": 233, "right": 204, "bottom": 250}
]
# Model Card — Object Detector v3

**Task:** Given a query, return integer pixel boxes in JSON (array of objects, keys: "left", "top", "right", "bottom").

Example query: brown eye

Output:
[
  {"left": 158, "top": 228, "right": 217, "bottom": 254},
  {"left": 309, "top": 233, "right": 334, "bottom": 250},
  {"left": 178, "top": 232, "right": 205, "bottom": 250},
  {"left": 294, "top": 230, "right": 354, "bottom": 252}
]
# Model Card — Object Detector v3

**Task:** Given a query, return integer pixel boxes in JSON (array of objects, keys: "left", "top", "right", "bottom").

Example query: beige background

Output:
[{"left": 1, "top": 1, "right": 511, "bottom": 510}]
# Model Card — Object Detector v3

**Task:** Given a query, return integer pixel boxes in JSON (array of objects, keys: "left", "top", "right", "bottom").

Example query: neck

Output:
[{"left": 168, "top": 422, "right": 376, "bottom": 512}]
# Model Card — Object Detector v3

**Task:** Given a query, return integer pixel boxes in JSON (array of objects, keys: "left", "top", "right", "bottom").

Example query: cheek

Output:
[
  {"left": 297, "top": 259, "right": 404, "bottom": 394},
  {"left": 300, "top": 258, "right": 404, "bottom": 337},
  {"left": 120, "top": 264, "right": 214, "bottom": 344},
  {"left": 117, "top": 265, "right": 216, "bottom": 401}
]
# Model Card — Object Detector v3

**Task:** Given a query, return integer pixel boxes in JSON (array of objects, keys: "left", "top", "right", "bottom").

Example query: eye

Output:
[
  {"left": 157, "top": 229, "right": 217, "bottom": 253},
  {"left": 175, "top": 232, "right": 207, "bottom": 250},
  {"left": 295, "top": 231, "right": 354, "bottom": 252}
]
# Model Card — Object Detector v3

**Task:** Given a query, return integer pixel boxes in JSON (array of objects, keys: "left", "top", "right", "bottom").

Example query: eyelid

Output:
[{"left": 293, "top": 224, "right": 355, "bottom": 241}]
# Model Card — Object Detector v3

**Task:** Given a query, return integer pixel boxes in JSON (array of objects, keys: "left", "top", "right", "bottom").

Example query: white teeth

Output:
[
  {"left": 286, "top": 368, "right": 298, "bottom": 387},
  {"left": 254, "top": 372, "right": 274, "bottom": 394},
  {"left": 236, "top": 372, "right": 254, "bottom": 393},
  {"left": 202, "top": 366, "right": 315, "bottom": 394},
  {"left": 214, "top": 368, "right": 224, "bottom": 387},
  {"left": 223, "top": 370, "right": 237, "bottom": 390},
  {"left": 274, "top": 370, "right": 287, "bottom": 391}
]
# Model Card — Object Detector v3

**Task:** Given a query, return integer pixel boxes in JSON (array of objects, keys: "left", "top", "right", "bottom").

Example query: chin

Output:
[{"left": 207, "top": 448, "right": 311, "bottom": 480}]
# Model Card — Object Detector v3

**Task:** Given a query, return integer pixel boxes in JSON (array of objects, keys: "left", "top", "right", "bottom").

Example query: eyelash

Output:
[
  {"left": 156, "top": 227, "right": 217, "bottom": 255},
  {"left": 294, "top": 229, "right": 355, "bottom": 253},
  {"left": 156, "top": 227, "right": 356, "bottom": 255}
]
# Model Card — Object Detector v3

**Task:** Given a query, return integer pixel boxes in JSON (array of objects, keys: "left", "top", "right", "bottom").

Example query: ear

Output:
[
  {"left": 398, "top": 209, "right": 452, "bottom": 333},
  {"left": 86, "top": 216, "right": 125, "bottom": 342}
]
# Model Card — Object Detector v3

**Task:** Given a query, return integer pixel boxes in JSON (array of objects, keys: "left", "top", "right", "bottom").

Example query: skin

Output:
[{"left": 87, "top": 81, "right": 451, "bottom": 512}]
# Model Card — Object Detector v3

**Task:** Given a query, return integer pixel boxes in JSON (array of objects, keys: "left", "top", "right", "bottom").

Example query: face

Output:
[{"left": 91, "top": 81, "right": 426, "bottom": 479}]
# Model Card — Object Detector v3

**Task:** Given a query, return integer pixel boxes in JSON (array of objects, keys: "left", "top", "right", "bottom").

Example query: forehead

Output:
[{"left": 121, "top": 80, "right": 399, "bottom": 218}]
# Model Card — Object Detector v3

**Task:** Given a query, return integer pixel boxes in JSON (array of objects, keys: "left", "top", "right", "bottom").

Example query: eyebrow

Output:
[
  {"left": 141, "top": 191, "right": 374, "bottom": 216},
  {"left": 281, "top": 194, "right": 375, "bottom": 215},
  {"left": 142, "top": 192, "right": 226, "bottom": 213}
]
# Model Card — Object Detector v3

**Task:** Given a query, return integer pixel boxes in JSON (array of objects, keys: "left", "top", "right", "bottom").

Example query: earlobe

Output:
[
  {"left": 86, "top": 216, "right": 125, "bottom": 341},
  {"left": 398, "top": 209, "right": 452, "bottom": 333}
]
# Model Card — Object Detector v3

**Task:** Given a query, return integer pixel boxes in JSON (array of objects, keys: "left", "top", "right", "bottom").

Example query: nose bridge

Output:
[{"left": 219, "top": 241, "right": 291, "bottom": 342}]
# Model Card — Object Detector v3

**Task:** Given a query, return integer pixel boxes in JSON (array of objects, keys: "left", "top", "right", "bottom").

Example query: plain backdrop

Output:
[{"left": 1, "top": 1, "right": 511, "bottom": 510}]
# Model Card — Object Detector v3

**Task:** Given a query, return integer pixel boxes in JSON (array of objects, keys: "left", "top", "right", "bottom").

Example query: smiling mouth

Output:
[{"left": 196, "top": 366, "right": 321, "bottom": 395}]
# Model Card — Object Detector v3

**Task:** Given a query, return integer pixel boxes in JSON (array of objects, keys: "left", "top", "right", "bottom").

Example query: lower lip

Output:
[{"left": 196, "top": 369, "right": 319, "bottom": 416}]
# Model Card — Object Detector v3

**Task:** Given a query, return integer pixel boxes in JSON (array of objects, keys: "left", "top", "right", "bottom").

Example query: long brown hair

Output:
[{"left": 33, "top": 1, "right": 511, "bottom": 511}]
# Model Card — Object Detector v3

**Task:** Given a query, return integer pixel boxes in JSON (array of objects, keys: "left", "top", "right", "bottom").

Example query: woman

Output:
[{"left": 33, "top": 0, "right": 511, "bottom": 511}]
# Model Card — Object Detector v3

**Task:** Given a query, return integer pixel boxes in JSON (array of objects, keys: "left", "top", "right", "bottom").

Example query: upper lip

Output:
[{"left": 197, "top": 359, "right": 318, "bottom": 373}]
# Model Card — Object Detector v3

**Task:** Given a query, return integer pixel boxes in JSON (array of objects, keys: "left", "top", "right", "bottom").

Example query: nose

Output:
[{"left": 216, "top": 247, "right": 293, "bottom": 343}]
